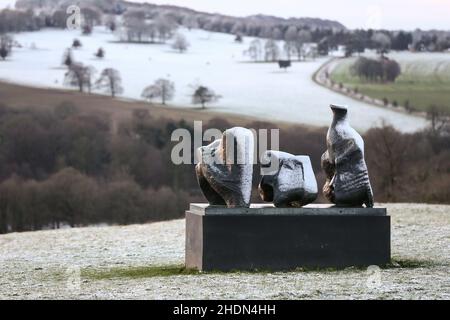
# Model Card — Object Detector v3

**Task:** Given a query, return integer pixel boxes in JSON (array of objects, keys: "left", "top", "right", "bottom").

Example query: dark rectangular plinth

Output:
[{"left": 185, "top": 204, "right": 390, "bottom": 271}]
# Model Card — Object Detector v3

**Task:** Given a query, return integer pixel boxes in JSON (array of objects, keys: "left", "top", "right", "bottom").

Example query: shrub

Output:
[
  {"left": 383, "top": 59, "right": 401, "bottom": 82},
  {"left": 72, "top": 39, "right": 82, "bottom": 48},
  {"left": 352, "top": 56, "right": 401, "bottom": 82},
  {"left": 82, "top": 25, "right": 92, "bottom": 35},
  {"left": 95, "top": 47, "right": 105, "bottom": 59}
]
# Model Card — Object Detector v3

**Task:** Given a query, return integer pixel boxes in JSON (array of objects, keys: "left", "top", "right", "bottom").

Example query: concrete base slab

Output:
[{"left": 185, "top": 204, "right": 390, "bottom": 271}]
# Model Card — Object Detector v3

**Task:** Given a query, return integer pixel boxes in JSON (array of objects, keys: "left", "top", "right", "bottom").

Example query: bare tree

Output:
[
  {"left": 264, "top": 39, "right": 280, "bottom": 62},
  {"left": 51, "top": 9, "right": 67, "bottom": 29},
  {"left": 121, "top": 10, "right": 171, "bottom": 44},
  {"left": 0, "top": 35, "right": 13, "bottom": 60},
  {"left": 271, "top": 27, "right": 283, "bottom": 40},
  {"left": 141, "top": 78, "right": 175, "bottom": 105},
  {"left": 294, "top": 29, "right": 312, "bottom": 61},
  {"left": 192, "top": 85, "right": 221, "bottom": 109},
  {"left": 62, "top": 48, "right": 73, "bottom": 67},
  {"left": 365, "top": 123, "right": 410, "bottom": 201},
  {"left": 155, "top": 15, "right": 176, "bottom": 43},
  {"left": 427, "top": 105, "right": 450, "bottom": 136},
  {"left": 105, "top": 15, "right": 117, "bottom": 32},
  {"left": 231, "top": 22, "right": 244, "bottom": 36},
  {"left": 84, "top": 66, "right": 96, "bottom": 94},
  {"left": 171, "top": 33, "right": 190, "bottom": 53},
  {"left": 81, "top": 6, "right": 101, "bottom": 34},
  {"left": 372, "top": 32, "right": 391, "bottom": 55},
  {"left": 245, "top": 39, "right": 262, "bottom": 61},
  {"left": 182, "top": 15, "right": 199, "bottom": 31},
  {"left": 284, "top": 26, "right": 297, "bottom": 59},
  {"left": 123, "top": 9, "right": 148, "bottom": 43},
  {"left": 96, "top": 68, "right": 123, "bottom": 98},
  {"left": 64, "top": 63, "right": 95, "bottom": 93},
  {"left": 64, "top": 63, "right": 85, "bottom": 92},
  {"left": 259, "top": 26, "right": 273, "bottom": 39}
]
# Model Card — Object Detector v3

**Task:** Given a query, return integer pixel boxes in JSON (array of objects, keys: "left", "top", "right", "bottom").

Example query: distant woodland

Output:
[
  {"left": 0, "top": 100, "right": 448, "bottom": 234},
  {"left": 3, "top": 0, "right": 448, "bottom": 55}
]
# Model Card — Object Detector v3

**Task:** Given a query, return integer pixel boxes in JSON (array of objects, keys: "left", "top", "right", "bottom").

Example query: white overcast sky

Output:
[{"left": 1, "top": 0, "right": 450, "bottom": 30}]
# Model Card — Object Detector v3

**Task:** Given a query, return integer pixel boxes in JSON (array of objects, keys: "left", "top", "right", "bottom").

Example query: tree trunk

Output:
[{"left": 0, "top": 210, "right": 7, "bottom": 234}]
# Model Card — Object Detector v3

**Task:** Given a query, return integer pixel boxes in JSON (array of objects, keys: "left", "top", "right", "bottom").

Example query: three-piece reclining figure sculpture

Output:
[{"left": 195, "top": 104, "right": 374, "bottom": 208}]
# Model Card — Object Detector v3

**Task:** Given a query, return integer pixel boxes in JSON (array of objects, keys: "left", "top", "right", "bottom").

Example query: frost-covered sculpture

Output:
[
  {"left": 259, "top": 151, "right": 318, "bottom": 207},
  {"left": 195, "top": 127, "right": 254, "bottom": 208},
  {"left": 321, "top": 104, "right": 374, "bottom": 207}
]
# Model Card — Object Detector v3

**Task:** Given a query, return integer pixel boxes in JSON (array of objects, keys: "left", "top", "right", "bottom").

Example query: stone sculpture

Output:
[
  {"left": 321, "top": 104, "right": 374, "bottom": 207},
  {"left": 259, "top": 151, "right": 318, "bottom": 207},
  {"left": 195, "top": 127, "right": 254, "bottom": 208}
]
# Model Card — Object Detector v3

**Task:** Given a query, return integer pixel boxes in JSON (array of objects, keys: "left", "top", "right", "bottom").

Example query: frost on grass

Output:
[{"left": 0, "top": 203, "right": 449, "bottom": 299}]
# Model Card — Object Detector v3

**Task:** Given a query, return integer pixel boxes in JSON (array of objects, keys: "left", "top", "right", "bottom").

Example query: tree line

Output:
[
  {"left": 0, "top": 101, "right": 448, "bottom": 234},
  {"left": 0, "top": 103, "right": 194, "bottom": 233},
  {"left": 244, "top": 34, "right": 317, "bottom": 63},
  {"left": 0, "top": 169, "right": 189, "bottom": 233}
]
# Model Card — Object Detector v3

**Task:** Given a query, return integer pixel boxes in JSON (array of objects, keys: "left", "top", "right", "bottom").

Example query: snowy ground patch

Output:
[
  {"left": 0, "top": 27, "right": 427, "bottom": 132},
  {"left": 0, "top": 203, "right": 448, "bottom": 299}
]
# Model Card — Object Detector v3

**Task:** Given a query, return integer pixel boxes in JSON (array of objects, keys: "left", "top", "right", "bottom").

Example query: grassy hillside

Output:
[
  {"left": 330, "top": 53, "right": 450, "bottom": 113},
  {"left": 0, "top": 81, "right": 256, "bottom": 129}
]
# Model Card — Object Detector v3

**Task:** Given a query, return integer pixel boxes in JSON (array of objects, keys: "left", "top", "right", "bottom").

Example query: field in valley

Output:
[
  {"left": 0, "top": 203, "right": 448, "bottom": 299},
  {"left": 330, "top": 52, "right": 450, "bottom": 114},
  {"left": 0, "top": 27, "right": 427, "bottom": 132}
]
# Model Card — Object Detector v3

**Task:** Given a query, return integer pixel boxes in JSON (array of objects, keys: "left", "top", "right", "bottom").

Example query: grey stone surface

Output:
[
  {"left": 195, "top": 127, "right": 254, "bottom": 208},
  {"left": 189, "top": 203, "right": 387, "bottom": 216},
  {"left": 186, "top": 205, "right": 390, "bottom": 271},
  {"left": 259, "top": 151, "right": 318, "bottom": 207},
  {"left": 322, "top": 104, "right": 374, "bottom": 207}
]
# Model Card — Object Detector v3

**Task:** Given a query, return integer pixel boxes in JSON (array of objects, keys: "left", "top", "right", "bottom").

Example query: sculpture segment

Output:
[
  {"left": 321, "top": 104, "right": 374, "bottom": 207},
  {"left": 259, "top": 151, "right": 318, "bottom": 207},
  {"left": 195, "top": 127, "right": 254, "bottom": 208}
]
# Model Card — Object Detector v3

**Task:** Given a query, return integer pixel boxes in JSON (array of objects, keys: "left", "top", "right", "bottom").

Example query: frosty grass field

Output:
[
  {"left": 0, "top": 27, "right": 428, "bottom": 132},
  {"left": 0, "top": 203, "right": 449, "bottom": 299}
]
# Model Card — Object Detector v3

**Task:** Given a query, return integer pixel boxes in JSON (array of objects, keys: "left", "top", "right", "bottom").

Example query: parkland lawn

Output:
[{"left": 330, "top": 52, "right": 450, "bottom": 114}]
